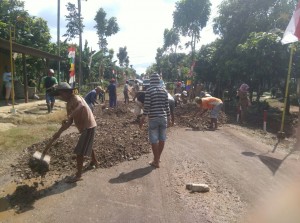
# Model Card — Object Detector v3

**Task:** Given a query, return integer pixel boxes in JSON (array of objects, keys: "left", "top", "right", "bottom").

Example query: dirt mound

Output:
[
  {"left": 11, "top": 104, "right": 150, "bottom": 180},
  {"left": 175, "top": 103, "right": 227, "bottom": 130},
  {"left": 11, "top": 102, "right": 227, "bottom": 180}
]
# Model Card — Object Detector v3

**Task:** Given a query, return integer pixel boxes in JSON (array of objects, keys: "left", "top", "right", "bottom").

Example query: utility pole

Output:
[
  {"left": 57, "top": 0, "right": 61, "bottom": 82},
  {"left": 78, "top": 0, "right": 82, "bottom": 90}
]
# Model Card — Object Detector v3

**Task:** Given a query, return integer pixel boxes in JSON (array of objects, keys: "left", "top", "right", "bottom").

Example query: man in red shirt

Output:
[{"left": 195, "top": 96, "right": 223, "bottom": 130}]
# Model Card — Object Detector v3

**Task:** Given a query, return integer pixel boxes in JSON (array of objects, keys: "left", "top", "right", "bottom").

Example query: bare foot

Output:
[{"left": 149, "top": 161, "right": 159, "bottom": 168}]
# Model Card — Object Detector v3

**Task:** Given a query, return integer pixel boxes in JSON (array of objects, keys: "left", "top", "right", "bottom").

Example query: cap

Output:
[
  {"left": 182, "top": 91, "right": 187, "bottom": 96},
  {"left": 95, "top": 86, "right": 103, "bottom": 92},
  {"left": 49, "top": 82, "right": 75, "bottom": 96},
  {"left": 49, "top": 69, "right": 54, "bottom": 74}
]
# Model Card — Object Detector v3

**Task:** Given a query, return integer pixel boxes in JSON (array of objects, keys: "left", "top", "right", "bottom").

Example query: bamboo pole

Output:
[{"left": 278, "top": 45, "right": 295, "bottom": 139}]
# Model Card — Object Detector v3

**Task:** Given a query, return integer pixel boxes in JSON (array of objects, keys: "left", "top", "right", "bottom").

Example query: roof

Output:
[{"left": 0, "top": 37, "right": 63, "bottom": 61}]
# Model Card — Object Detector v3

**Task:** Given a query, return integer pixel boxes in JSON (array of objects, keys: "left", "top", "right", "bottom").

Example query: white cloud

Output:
[{"left": 24, "top": 0, "right": 221, "bottom": 74}]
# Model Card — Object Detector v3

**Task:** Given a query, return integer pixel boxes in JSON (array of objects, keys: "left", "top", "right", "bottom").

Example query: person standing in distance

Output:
[
  {"left": 3, "top": 66, "right": 12, "bottom": 106},
  {"left": 139, "top": 73, "right": 171, "bottom": 168},
  {"left": 106, "top": 78, "right": 117, "bottom": 108},
  {"left": 44, "top": 69, "right": 58, "bottom": 113},
  {"left": 123, "top": 80, "right": 130, "bottom": 104}
]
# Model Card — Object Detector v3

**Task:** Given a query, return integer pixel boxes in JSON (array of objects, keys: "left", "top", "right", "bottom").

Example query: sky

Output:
[{"left": 23, "top": 0, "right": 222, "bottom": 75}]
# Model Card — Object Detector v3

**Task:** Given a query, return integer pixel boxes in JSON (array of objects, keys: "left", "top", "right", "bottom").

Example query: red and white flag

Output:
[
  {"left": 68, "top": 46, "right": 76, "bottom": 85},
  {"left": 281, "top": 0, "right": 300, "bottom": 44}
]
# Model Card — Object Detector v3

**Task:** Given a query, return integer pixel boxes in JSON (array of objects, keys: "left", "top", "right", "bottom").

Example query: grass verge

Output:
[{"left": 0, "top": 110, "right": 66, "bottom": 152}]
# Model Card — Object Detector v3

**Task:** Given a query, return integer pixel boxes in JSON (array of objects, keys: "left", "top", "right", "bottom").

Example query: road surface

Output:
[{"left": 1, "top": 124, "right": 300, "bottom": 223}]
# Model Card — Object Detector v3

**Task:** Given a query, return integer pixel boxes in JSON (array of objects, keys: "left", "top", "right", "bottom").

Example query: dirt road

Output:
[{"left": 1, "top": 124, "right": 300, "bottom": 223}]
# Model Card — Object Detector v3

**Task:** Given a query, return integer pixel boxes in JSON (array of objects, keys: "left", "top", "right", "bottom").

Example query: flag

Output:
[
  {"left": 281, "top": 0, "right": 300, "bottom": 44},
  {"left": 68, "top": 46, "right": 76, "bottom": 85}
]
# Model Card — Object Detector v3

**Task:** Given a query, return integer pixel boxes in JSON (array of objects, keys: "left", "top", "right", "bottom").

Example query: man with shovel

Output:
[{"left": 43, "top": 82, "right": 99, "bottom": 183}]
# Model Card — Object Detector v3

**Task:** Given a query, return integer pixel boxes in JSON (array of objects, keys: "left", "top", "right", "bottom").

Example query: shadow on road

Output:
[
  {"left": 109, "top": 166, "right": 154, "bottom": 184},
  {"left": 0, "top": 178, "right": 76, "bottom": 214},
  {"left": 242, "top": 149, "right": 298, "bottom": 176}
]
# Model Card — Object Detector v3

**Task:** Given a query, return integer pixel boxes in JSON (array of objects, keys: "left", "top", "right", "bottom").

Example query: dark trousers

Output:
[{"left": 109, "top": 96, "right": 116, "bottom": 107}]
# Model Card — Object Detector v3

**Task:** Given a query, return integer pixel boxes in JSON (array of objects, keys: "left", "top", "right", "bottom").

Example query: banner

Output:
[
  {"left": 281, "top": 0, "right": 300, "bottom": 44},
  {"left": 68, "top": 47, "right": 76, "bottom": 86}
]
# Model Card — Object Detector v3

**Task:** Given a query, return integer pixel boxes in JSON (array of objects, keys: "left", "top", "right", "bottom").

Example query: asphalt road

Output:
[{"left": 1, "top": 124, "right": 300, "bottom": 223}]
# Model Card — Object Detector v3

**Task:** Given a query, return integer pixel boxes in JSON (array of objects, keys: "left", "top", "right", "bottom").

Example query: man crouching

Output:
[{"left": 49, "top": 82, "right": 99, "bottom": 183}]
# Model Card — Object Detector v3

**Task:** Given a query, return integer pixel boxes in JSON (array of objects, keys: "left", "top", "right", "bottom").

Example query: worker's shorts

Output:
[
  {"left": 210, "top": 103, "right": 223, "bottom": 119},
  {"left": 45, "top": 92, "right": 55, "bottom": 103},
  {"left": 148, "top": 116, "right": 167, "bottom": 144},
  {"left": 74, "top": 127, "right": 96, "bottom": 157}
]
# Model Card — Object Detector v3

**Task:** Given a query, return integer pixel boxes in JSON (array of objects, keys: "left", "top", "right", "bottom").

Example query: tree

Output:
[
  {"left": 117, "top": 47, "right": 129, "bottom": 68},
  {"left": 163, "top": 28, "right": 180, "bottom": 53},
  {"left": 208, "top": 0, "right": 296, "bottom": 96},
  {"left": 63, "top": 2, "right": 84, "bottom": 41},
  {"left": 173, "top": 0, "right": 211, "bottom": 59},
  {"left": 94, "top": 8, "right": 119, "bottom": 52}
]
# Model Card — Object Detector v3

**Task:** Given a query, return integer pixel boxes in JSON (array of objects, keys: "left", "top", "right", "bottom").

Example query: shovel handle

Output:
[{"left": 42, "top": 133, "right": 59, "bottom": 155}]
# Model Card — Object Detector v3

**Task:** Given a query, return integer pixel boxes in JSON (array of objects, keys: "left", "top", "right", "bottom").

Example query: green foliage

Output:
[
  {"left": 117, "top": 47, "right": 129, "bottom": 67},
  {"left": 173, "top": 0, "right": 211, "bottom": 58},
  {"left": 163, "top": 28, "right": 180, "bottom": 53},
  {"left": 63, "top": 2, "right": 84, "bottom": 41},
  {"left": 94, "top": 8, "right": 119, "bottom": 51}
]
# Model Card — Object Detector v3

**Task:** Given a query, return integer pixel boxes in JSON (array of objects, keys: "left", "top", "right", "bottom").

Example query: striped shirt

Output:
[{"left": 143, "top": 86, "right": 170, "bottom": 119}]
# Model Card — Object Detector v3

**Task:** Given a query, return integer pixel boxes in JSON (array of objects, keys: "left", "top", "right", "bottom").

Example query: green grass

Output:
[
  {"left": 0, "top": 124, "right": 59, "bottom": 152},
  {"left": 0, "top": 110, "right": 66, "bottom": 152}
]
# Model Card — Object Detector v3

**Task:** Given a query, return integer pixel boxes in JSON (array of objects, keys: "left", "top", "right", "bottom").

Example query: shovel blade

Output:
[{"left": 33, "top": 151, "right": 51, "bottom": 165}]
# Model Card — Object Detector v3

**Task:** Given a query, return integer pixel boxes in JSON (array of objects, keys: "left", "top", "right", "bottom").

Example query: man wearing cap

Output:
[
  {"left": 84, "top": 86, "right": 104, "bottom": 112},
  {"left": 139, "top": 73, "right": 171, "bottom": 168},
  {"left": 46, "top": 82, "right": 99, "bottom": 183},
  {"left": 44, "top": 69, "right": 58, "bottom": 113}
]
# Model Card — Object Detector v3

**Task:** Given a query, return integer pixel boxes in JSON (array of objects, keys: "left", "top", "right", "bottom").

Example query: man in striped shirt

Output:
[{"left": 139, "top": 73, "right": 171, "bottom": 168}]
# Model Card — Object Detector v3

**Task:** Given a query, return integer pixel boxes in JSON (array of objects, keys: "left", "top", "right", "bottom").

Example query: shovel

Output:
[{"left": 32, "top": 134, "right": 58, "bottom": 166}]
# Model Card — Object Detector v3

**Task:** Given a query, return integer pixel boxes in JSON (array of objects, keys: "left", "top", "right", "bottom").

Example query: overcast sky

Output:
[{"left": 23, "top": 0, "right": 222, "bottom": 74}]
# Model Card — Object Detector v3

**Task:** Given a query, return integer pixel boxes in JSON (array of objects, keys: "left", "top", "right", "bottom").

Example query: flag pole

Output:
[{"left": 278, "top": 44, "right": 295, "bottom": 140}]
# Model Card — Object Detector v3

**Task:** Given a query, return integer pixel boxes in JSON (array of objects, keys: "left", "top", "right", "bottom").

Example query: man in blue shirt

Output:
[
  {"left": 84, "top": 86, "right": 103, "bottom": 112},
  {"left": 106, "top": 78, "right": 117, "bottom": 108}
]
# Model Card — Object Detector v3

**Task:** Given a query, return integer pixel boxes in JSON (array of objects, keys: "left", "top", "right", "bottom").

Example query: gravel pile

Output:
[
  {"left": 11, "top": 102, "right": 227, "bottom": 180},
  {"left": 11, "top": 104, "right": 150, "bottom": 179}
]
